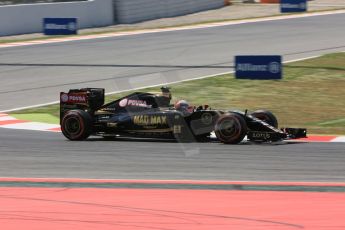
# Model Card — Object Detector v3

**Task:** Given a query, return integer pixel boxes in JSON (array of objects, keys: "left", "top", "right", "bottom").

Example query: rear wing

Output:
[{"left": 60, "top": 88, "right": 105, "bottom": 121}]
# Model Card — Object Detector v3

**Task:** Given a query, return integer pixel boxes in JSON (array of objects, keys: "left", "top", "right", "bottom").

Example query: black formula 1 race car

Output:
[{"left": 60, "top": 87, "right": 307, "bottom": 144}]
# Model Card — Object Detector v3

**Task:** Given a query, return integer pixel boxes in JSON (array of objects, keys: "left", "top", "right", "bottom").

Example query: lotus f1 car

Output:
[{"left": 60, "top": 87, "right": 307, "bottom": 144}]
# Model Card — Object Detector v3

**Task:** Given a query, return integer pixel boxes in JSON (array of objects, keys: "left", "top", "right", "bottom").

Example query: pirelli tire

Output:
[
  {"left": 214, "top": 113, "right": 247, "bottom": 144},
  {"left": 250, "top": 110, "right": 278, "bottom": 128},
  {"left": 61, "top": 110, "right": 92, "bottom": 141}
]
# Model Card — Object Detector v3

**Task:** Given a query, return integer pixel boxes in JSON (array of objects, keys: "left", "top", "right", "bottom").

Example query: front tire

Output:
[
  {"left": 250, "top": 110, "right": 278, "bottom": 128},
  {"left": 214, "top": 113, "right": 247, "bottom": 144},
  {"left": 61, "top": 110, "right": 92, "bottom": 140}
]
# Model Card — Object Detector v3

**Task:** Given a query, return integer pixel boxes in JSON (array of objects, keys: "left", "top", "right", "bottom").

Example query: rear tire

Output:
[
  {"left": 250, "top": 110, "right": 278, "bottom": 128},
  {"left": 214, "top": 113, "right": 247, "bottom": 144},
  {"left": 61, "top": 110, "right": 92, "bottom": 140}
]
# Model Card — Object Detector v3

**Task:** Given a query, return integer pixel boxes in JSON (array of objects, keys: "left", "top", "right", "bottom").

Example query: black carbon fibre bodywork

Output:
[{"left": 60, "top": 88, "right": 307, "bottom": 142}]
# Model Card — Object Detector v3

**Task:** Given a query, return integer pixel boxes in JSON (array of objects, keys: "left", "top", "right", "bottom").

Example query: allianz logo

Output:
[
  {"left": 45, "top": 22, "right": 77, "bottom": 31},
  {"left": 237, "top": 62, "right": 281, "bottom": 73},
  {"left": 281, "top": 3, "right": 306, "bottom": 9}
]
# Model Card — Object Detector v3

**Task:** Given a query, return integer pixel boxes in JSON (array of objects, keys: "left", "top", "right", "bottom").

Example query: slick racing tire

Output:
[
  {"left": 250, "top": 110, "right": 278, "bottom": 128},
  {"left": 61, "top": 110, "right": 92, "bottom": 141},
  {"left": 214, "top": 113, "right": 247, "bottom": 144}
]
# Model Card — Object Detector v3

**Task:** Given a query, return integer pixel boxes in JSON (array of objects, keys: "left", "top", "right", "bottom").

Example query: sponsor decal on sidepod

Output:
[
  {"left": 119, "top": 99, "right": 152, "bottom": 108},
  {"left": 133, "top": 115, "right": 167, "bottom": 126}
]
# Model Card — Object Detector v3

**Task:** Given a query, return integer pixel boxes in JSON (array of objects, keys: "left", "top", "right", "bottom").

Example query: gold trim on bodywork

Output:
[
  {"left": 125, "top": 128, "right": 173, "bottom": 133},
  {"left": 107, "top": 123, "right": 117, "bottom": 127},
  {"left": 95, "top": 110, "right": 114, "bottom": 115},
  {"left": 125, "top": 125, "right": 182, "bottom": 134}
]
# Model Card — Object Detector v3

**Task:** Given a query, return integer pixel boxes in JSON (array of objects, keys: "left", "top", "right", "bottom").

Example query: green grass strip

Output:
[{"left": 9, "top": 53, "right": 345, "bottom": 135}]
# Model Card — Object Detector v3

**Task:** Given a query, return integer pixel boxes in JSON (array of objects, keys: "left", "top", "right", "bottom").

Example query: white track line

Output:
[
  {"left": 0, "top": 116, "right": 16, "bottom": 121},
  {"left": 0, "top": 55, "right": 326, "bottom": 113},
  {"left": 0, "top": 122, "right": 59, "bottom": 131},
  {"left": 0, "top": 10, "right": 344, "bottom": 49},
  {"left": 1, "top": 11, "right": 343, "bottom": 112},
  {"left": 332, "top": 136, "right": 345, "bottom": 142},
  {"left": 1, "top": 101, "right": 60, "bottom": 113},
  {"left": 1, "top": 177, "right": 345, "bottom": 186}
]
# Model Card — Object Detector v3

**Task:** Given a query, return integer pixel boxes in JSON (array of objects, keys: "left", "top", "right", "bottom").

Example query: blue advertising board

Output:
[
  {"left": 43, "top": 18, "right": 78, "bottom": 35},
  {"left": 281, "top": 0, "right": 307, "bottom": 13},
  {"left": 235, "top": 55, "right": 282, "bottom": 80}
]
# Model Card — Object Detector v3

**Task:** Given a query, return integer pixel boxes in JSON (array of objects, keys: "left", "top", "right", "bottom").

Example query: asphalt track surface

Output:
[
  {"left": 0, "top": 13, "right": 344, "bottom": 184},
  {"left": 1, "top": 13, "right": 345, "bottom": 111},
  {"left": 1, "top": 128, "right": 344, "bottom": 182}
]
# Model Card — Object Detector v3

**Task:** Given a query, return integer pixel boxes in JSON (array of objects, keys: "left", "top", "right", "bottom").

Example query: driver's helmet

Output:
[{"left": 175, "top": 100, "right": 193, "bottom": 115}]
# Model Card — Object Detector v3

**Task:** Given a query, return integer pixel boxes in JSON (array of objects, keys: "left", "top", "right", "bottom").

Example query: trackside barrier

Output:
[
  {"left": 113, "top": 0, "right": 226, "bottom": 24},
  {"left": 0, "top": 0, "right": 113, "bottom": 36}
]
